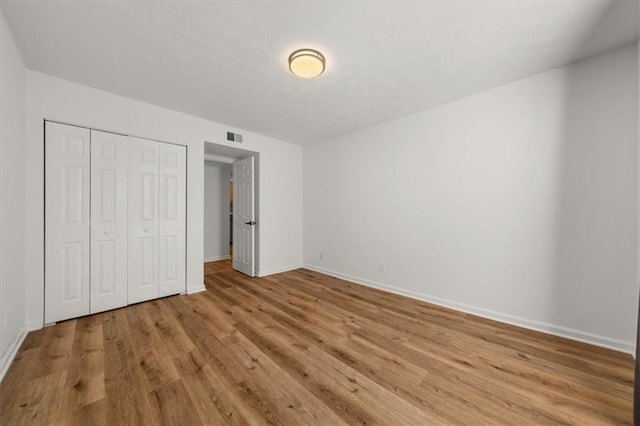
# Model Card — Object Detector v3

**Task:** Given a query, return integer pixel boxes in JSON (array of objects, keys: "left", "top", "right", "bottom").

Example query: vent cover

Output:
[{"left": 226, "top": 131, "right": 243, "bottom": 143}]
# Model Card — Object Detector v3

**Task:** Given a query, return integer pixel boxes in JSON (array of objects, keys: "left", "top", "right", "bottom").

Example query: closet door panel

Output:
[
  {"left": 45, "top": 122, "right": 91, "bottom": 323},
  {"left": 128, "top": 137, "right": 159, "bottom": 304},
  {"left": 90, "top": 130, "right": 128, "bottom": 314},
  {"left": 158, "top": 144, "right": 186, "bottom": 296}
]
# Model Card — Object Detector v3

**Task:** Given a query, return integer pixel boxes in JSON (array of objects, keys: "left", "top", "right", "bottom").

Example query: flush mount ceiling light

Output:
[{"left": 288, "top": 48, "right": 326, "bottom": 79}]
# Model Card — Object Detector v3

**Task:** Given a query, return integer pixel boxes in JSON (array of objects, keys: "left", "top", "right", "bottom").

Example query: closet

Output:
[{"left": 44, "top": 121, "right": 186, "bottom": 323}]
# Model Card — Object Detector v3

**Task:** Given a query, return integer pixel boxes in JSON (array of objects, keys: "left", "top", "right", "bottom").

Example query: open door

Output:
[{"left": 232, "top": 156, "right": 255, "bottom": 276}]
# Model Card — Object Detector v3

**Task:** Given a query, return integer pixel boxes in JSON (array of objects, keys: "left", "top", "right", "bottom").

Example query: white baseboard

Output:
[
  {"left": 0, "top": 328, "right": 28, "bottom": 384},
  {"left": 187, "top": 286, "right": 207, "bottom": 295},
  {"left": 303, "top": 264, "right": 635, "bottom": 355},
  {"left": 27, "top": 320, "right": 43, "bottom": 331},
  {"left": 257, "top": 264, "right": 303, "bottom": 278},
  {"left": 204, "top": 255, "right": 230, "bottom": 262}
]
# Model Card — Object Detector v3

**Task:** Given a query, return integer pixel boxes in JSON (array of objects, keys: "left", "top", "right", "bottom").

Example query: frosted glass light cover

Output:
[{"left": 288, "top": 49, "right": 325, "bottom": 79}]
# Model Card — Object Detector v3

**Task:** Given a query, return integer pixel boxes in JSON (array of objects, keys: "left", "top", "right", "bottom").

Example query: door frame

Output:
[
  {"left": 202, "top": 160, "right": 233, "bottom": 262},
  {"left": 203, "top": 141, "right": 260, "bottom": 275}
]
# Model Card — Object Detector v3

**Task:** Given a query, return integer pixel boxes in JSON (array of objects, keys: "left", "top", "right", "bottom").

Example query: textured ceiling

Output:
[{"left": 2, "top": 1, "right": 638, "bottom": 145}]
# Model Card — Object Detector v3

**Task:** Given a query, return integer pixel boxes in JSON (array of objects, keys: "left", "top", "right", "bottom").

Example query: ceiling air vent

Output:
[{"left": 226, "top": 131, "right": 243, "bottom": 143}]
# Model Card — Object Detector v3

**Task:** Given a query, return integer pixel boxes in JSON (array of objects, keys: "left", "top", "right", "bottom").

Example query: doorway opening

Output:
[{"left": 203, "top": 141, "right": 259, "bottom": 280}]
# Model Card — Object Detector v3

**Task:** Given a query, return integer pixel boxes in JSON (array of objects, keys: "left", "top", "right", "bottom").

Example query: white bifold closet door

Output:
[
  {"left": 158, "top": 144, "right": 187, "bottom": 297},
  {"left": 90, "top": 130, "right": 129, "bottom": 314},
  {"left": 45, "top": 122, "right": 91, "bottom": 323},
  {"left": 127, "top": 138, "right": 160, "bottom": 304},
  {"left": 128, "top": 137, "right": 186, "bottom": 304},
  {"left": 46, "top": 122, "right": 187, "bottom": 323}
]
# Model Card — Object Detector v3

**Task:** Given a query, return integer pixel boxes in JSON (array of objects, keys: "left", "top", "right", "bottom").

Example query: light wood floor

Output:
[
  {"left": 203, "top": 257, "right": 232, "bottom": 275},
  {"left": 0, "top": 262, "right": 634, "bottom": 425}
]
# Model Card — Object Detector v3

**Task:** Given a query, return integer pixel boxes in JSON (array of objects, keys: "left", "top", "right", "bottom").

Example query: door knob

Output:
[{"left": 244, "top": 221, "right": 256, "bottom": 226}]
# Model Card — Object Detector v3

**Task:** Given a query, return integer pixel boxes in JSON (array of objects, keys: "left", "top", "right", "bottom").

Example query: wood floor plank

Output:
[
  {"left": 222, "top": 330, "right": 348, "bottom": 425},
  {"left": 282, "top": 269, "right": 634, "bottom": 423},
  {"left": 22, "top": 320, "right": 76, "bottom": 383},
  {"left": 222, "top": 274, "right": 524, "bottom": 424},
  {"left": 0, "top": 262, "right": 634, "bottom": 425},
  {"left": 62, "top": 316, "right": 105, "bottom": 411},
  {"left": 145, "top": 299, "right": 195, "bottom": 358},
  {"left": 51, "top": 399, "right": 109, "bottom": 426},
  {"left": 148, "top": 379, "right": 203, "bottom": 426},
  {"left": 181, "top": 292, "right": 237, "bottom": 338},
  {"left": 101, "top": 309, "right": 157, "bottom": 425},
  {"left": 164, "top": 295, "right": 300, "bottom": 424},
  {"left": 204, "top": 258, "right": 232, "bottom": 275},
  {"left": 216, "top": 286, "right": 490, "bottom": 425},
  {"left": 0, "top": 371, "right": 68, "bottom": 425},
  {"left": 172, "top": 349, "right": 257, "bottom": 426},
  {"left": 124, "top": 304, "right": 181, "bottom": 393},
  {"left": 294, "top": 268, "right": 633, "bottom": 369}
]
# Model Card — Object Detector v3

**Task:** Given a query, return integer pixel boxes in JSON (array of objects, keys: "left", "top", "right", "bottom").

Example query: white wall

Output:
[
  {"left": 0, "top": 9, "right": 27, "bottom": 377},
  {"left": 636, "top": 36, "right": 640, "bottom": 360},
  {"left": 204, "top": 161, "right": 231, "bottom": 261},
  {"left": 25, "top": 71, "right": 303, "bottom": 329},
  {"left": 304, "top": 44, "right": 639, "bottom": 353}
]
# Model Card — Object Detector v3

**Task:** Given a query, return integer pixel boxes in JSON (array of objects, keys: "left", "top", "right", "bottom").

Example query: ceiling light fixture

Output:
[{"left": 288, "top": 48, "right": 326, "bottom": 79}]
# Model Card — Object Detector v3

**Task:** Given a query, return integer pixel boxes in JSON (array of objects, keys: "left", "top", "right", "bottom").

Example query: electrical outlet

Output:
[
  {"left": 319, "top": 253, "right": 324, "bottom": 261},
  {"left": 379, "top": 263, "right": 385, "bottom": 272}
]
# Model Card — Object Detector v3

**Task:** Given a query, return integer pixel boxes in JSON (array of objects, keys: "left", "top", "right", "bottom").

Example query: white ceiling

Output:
[{"left": 2, "top": 1, "right": 638, "bottom": 145}]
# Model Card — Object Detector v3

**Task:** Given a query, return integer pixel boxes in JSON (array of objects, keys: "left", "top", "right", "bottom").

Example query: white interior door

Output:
[
  {"left": 232, "top": 156, "right": 255, "bottom": 277},
  {"left": 90, "top": 130, "right": 128, "bottom": 314},
  {"left": 158, "top": 143, "right": 186, "bottom": 296},
  {"left": 127, "top": 137, "right": 159, "bottom": 304},
  {"left": 45, "top": 122, "right": 91, "bottom": 323}
]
